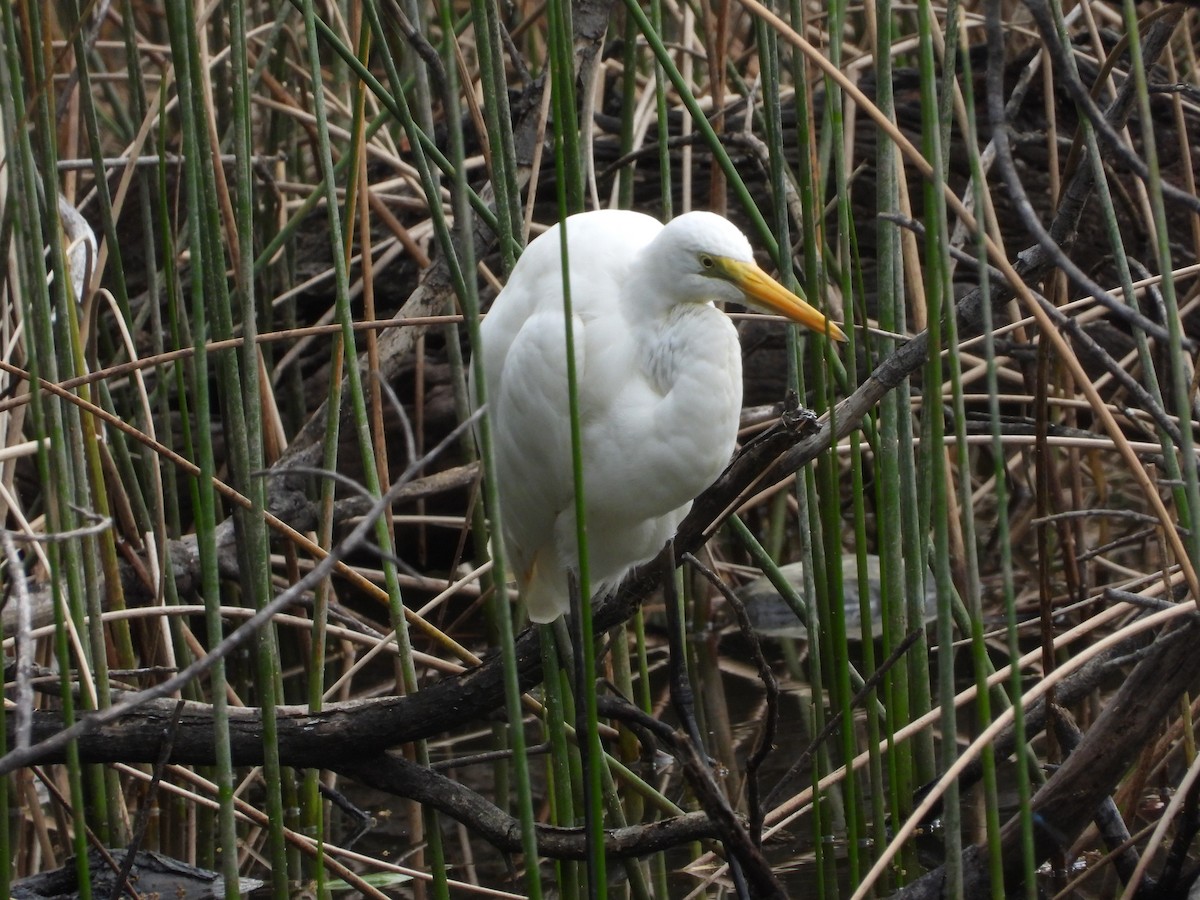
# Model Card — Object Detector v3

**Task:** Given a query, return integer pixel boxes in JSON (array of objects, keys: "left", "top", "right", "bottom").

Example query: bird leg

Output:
[
  {"left": 659, "top": 539, "right": 707, "bottom": 756},
  {"left": 659, "top": 540, "right": 755, "bottom": 900}
]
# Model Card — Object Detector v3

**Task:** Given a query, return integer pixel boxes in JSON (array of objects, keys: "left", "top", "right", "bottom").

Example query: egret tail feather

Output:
[{"left": 523, "top": 555, "right": 570, "bottom": 623}]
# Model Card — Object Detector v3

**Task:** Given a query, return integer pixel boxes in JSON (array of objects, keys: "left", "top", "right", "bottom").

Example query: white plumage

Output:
[{"left": 472, "top": 210, "right": 845, "bottom": 622}]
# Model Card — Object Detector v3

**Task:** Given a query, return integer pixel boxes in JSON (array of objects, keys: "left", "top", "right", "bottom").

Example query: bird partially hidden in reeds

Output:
[{"left": 472, "top": 209, "right": 846, "bottom": 623}]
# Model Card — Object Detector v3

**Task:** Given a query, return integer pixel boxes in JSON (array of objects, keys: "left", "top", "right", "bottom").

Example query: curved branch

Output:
[{"left": 338, "top": 753, "right": 724, "bottom": 860}]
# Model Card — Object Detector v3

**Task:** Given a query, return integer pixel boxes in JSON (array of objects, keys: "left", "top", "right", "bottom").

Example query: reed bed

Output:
[{"left": 2, "top": 1, "right": 1200, "bottom": 898}]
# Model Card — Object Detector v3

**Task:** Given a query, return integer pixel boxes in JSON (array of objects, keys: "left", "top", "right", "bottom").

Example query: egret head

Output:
[{"left": 652, "top": 211, "right": 847, "bottom": 342}]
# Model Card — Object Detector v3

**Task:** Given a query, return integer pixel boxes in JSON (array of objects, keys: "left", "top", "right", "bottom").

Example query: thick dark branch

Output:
[
  {"left": 18, "top": 649, "right": 535, "bottom": 768},
  {"left": 339, "top": 752, "right": 722, "bottom": 859}
]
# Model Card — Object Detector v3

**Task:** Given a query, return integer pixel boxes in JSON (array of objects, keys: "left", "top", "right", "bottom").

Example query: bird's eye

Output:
[{"left": 699, "top": 254, "right": 714, "bottom": 269}]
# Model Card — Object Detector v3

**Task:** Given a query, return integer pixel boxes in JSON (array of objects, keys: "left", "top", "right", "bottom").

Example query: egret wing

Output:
[{"left": 471, "top": 209, "right": 666, "bottom": 619}]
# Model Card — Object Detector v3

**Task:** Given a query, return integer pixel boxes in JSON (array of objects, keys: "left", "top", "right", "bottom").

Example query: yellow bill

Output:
[{"left": 717, "top": 257, "right": 848, "bottom": 342}]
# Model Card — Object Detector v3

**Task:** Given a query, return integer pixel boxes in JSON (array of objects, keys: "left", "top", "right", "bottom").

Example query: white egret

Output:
[{"left": 473, "top": 209, "right": 846, "bottom": 623}]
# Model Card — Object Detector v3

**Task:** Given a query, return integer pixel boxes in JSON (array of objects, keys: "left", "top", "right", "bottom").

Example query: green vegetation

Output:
[{"left": 2, "top": 1, "right": 1199, "bottom": 897}]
